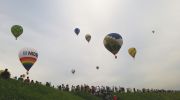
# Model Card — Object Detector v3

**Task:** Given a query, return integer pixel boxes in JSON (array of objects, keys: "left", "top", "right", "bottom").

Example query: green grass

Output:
[
  {"left": 0, "top": 77, "right": 180, "bottom": 100},
  {"left": 114, "top": 92, "right": 180, "bottom": 100},
  {"left": 72, "top": 92, "right": 103, "bottom": 100},
  {"left": 0, "top": 78, "right": 86, "bottom": 100}
]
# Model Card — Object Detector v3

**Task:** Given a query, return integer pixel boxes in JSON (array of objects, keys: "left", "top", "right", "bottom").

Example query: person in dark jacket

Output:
[{"left": 0, "top": 69, "right": 10, "bottom": 79}]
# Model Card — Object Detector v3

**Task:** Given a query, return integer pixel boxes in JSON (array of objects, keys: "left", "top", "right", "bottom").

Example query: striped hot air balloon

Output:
[{"left": 19, "top": 48, "right": 38, "bottom": 75}]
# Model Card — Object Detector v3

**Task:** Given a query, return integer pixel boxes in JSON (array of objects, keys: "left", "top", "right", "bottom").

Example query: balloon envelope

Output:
[
  {"left": 19, "top": 48, "right": 38, "bottom": 72},
  {"left": 103, "top": 33, "right": 123, "bottom": 58},
  {"left": 85, "top": 34, "right": 91, "bottom": 42},
  {"left": 11, "top": 25, "right": 23, "bottom": 40},
  {"left": 128, "top": 48, "right": 137, "bottom": 58},
  {"left": 74, "top": 28, "right": 80, "bottom": 35},
  {"left": 96, "top": 66, "right": 99, "bottom": 70},
  {"left": 71, "top": 69, "right": 75, "bottom": 74},
  {"left": 152, "top": 30, "right": 155, "bottom": 34}
]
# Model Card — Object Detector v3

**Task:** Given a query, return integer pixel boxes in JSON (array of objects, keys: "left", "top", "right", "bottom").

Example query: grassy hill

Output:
[
  {"left": 0, "top": 77, "right": 180, "bottom": 100},
  {"left": 0, "top": 78, "right": 102, "bottom": 100},
  {"left": 114, "top": 92, "right": 180, "bottom": 100}
]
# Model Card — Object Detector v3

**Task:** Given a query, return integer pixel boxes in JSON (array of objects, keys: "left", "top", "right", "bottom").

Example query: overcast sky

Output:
[{"left": 0, "top": 0, "right": 180, "bottom": 90}]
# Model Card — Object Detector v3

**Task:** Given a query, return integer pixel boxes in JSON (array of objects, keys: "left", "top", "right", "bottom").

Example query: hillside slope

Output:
[
  {"left": 0, "top": 78, "right": 101, "bottom": 100},
  {"left": 114, "top": 92, "right": 180, "bottom": 100},
  {"left": 0, "top": 78, "right": 180, "bottom": 100}
]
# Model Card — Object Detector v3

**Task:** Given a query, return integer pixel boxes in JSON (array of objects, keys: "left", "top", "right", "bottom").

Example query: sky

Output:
[{"left": 0, "top": 0, "right": 180, "bottom": 90}]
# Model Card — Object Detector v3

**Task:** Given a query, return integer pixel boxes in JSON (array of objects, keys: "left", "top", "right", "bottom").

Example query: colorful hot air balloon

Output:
[
  {"left": 74, "top": 28, "right": 80, "bottom": 35},
  {"left": 103, "top": 33, "right": 123, "bottom": 59},
  {"left": 85, "top": 34, "right": 91, "bottom": 43},
  {"left": 11, "top": 25, "right": 23, "bottom": 40},
  {"left": 19, "top": 48, "right": 38, "bottom": 75},
  {"left": 128, "top": 47, "right": 137, "bottom": 58}
]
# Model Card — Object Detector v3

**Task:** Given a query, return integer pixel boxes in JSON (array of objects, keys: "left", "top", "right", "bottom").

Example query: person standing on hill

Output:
[
  {"left": 30, "top": 80, "right": 34, "bottom": 84},
  {"left": 18, "top": 75, "right": 24, "bottom": 81},
  {"left": 0, "top": 68, "right": 10, "bottom": 79},
  {"left": 24, "top": 77, "right": 30, "bottom": 83}
]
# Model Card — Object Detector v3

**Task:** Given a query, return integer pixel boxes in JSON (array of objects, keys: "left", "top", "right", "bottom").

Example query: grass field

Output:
[
  {"left": 114, "top": 92, "right": 180, "bottom": 100},
  {"left": 0, "top": 78, "right": 180, "bottom": 100}
]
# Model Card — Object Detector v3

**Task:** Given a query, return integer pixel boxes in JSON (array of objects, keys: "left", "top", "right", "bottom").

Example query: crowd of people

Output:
[
  {"left": 56, "top": 84, "right": 177, "bottom": 94},
  {"left": 0, "top": 68, "right": 42, "bottom": 85},
  {"left": 0, "top": 68, "right": 179, "bottom": 100}
]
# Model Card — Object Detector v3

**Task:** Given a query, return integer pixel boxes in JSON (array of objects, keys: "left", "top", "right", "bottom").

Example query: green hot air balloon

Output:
[{"left": 11, "top": 25, "right": 23, "bottom": 40}]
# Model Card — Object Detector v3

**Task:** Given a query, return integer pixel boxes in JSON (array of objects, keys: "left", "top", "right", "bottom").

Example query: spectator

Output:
[
  {"left": 113, "top": 95, "right": 117, "bottom": 100},
  {"left": 65, "top": 84, "right": 69, "bottom": 91},
  {"left": 30, "top": 80, "right": 34, "bottom": 84},
  {"left": 24, "top": 77, "right": 30, "bottom": 83},
  {"left": 18, "top": 75, "right": 24, "bottom": 81},
  {"left": 58, "top": 85, "right": 62, "bottom": 91},
  {"left": 0, "top": 68, "right": 10, "bottom": 79},
  {"left": 71, "top": 85, "right": 75, "bottom": 92},
  {"left": 46, "top": 82, "right": 51, "bottom": 87},
  {"left": 13, "top": 76, "right": 17, "bottom": 80},
  {"left": 62, "top": 84, "right": 65, "bottom": 91}
]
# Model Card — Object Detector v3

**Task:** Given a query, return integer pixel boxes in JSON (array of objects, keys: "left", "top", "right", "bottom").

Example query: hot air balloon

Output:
[
  {"left": 128, "top": 47, "right": 137, "bottom": 58},
  {"left": 71, "top": 69, "right": 75, "bottom": 74},
  {"left": 11, "top": 25, "right": 23, "bottom": 40},
  {"left": 103, "top": 33, "right": 123, "bottom": 59},
  {"left": 96, "top": 66, "right": 99, "bottom": 70},
  {"left": 19, "top": 48, "right": 38, "bottom": 75},
  {"left": 74, "top": 28, "right": 80, "bottom": 35},
  {"left": 152, "top": 30, "right": 155, "bottom": 34},
  {"left": 85, "top": 34, "right": 91, "bottom": 43}
]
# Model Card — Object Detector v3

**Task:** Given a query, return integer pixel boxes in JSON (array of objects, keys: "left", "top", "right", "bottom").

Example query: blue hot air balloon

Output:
[{"left": 74, "top": 28, "right": 80, "bottom": 35}]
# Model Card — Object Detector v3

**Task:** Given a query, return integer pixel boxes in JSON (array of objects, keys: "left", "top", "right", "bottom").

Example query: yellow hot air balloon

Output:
[{"left": 128, "top": 48, "right": 137, "bottom": 58}]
